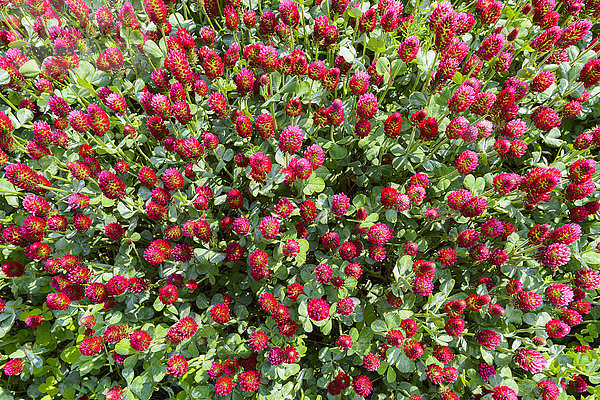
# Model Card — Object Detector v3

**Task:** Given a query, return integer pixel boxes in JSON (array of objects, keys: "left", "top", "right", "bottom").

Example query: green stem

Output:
[
  {"left": 126, "top": 29, "right": 139, "bottom": 78},
  {"left": 0, "top": 92, "right": 18, "bottom": 112},
  {"left": 0, "top": 188, "right": 23, "bottom": 196},
  {"left": 39, "top": 185, "right": 69, "bottom": 194},
  {"left": 423, "top": 51, "right": 439, "bottom": 95},
  {"left": 413, "top": 137, "right": 449, "bottom": 170},
  {"left": 378, "top": 61, "right": 403, "bottom": 104}
]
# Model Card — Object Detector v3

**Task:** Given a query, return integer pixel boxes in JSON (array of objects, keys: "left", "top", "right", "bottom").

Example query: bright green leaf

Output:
[{"left": 19, "top": 60, "right": 40, "bottom": 77}]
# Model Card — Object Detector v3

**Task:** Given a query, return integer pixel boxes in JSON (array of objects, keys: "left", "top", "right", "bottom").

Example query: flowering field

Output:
[{"left": 0, "top": 0, "right": 600, "bottom": 398}]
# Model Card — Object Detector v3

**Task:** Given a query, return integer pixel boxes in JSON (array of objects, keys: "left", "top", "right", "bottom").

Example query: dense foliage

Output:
[{"left": 0, "top": 0, "right": 600, "bottom": 398}]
